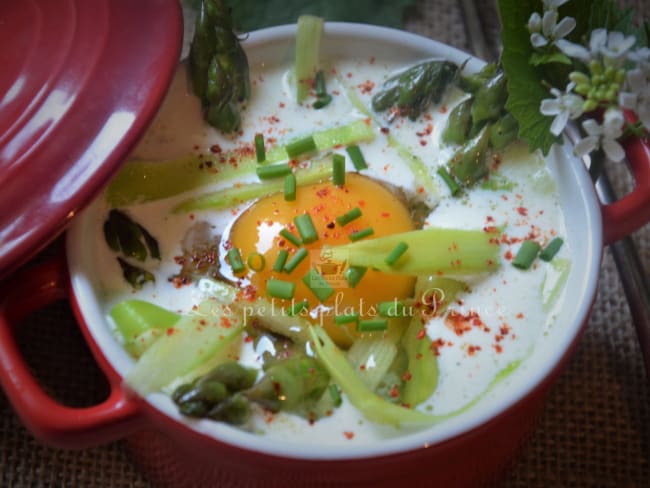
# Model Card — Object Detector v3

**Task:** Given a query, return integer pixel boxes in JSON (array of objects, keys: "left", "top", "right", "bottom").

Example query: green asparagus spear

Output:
[
  {"left": 189, "top": 0, "right": 250, "bottom": 133},
  {"left": 371, "top": 60, "right": 459, "bottom": 120},
  {"left": 489, "top": 112, "right": 519, "bottom": 150},
  {"left": 442, "top": 98, "right": 473, "bottom": 145},
  {"left": 471, "top": 71, "right": 508, "bottom": 125},
  {"left": 449, "top": 124, "right": 491, "bottom": 186},
  {"left": 197, "top": 361, "right": 258, "bottom": 392},
  {"left": 458, "top": 62, "right": 498, "bottom": 93},
  {"left": 116, "top": 257, "right": 155, "bottom": 290},
  {"left": 244, "top": 355, "right": 330, "bottom": 413}
]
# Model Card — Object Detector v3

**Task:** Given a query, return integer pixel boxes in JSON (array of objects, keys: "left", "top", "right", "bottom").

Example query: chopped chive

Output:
[
  {"left": 279, "top": 229, "right": 302, "bottom": 247},
  {"left": 254, "top": 133, "right": 266, "bottom": 163},
  {"left": 346, "top": 145, "right": 367, "bottom": 170},
  {"left": 247, "top": 252, "right": 266, "bottom": 271},
  {"left": 315, "top": 70, "right": 327, "bottom": 97},
  {"left": 335, "top": 207, "right": 362, "bottom": 227},
  {"left": 328, "top": 384, "right": 342, "bottom": 407},
  {"left": 377, "top": 301, "right": 409, "bottom": 317},
  {"left": 284, "top": 248, "right": 309, "bottom": 273},
  {"left": 357, "top": 319, "right": 388, "bottom": 332},
  {"left": 286, "top": 135, "right": 317, "bottom": 158},
  {"left": 332, "top": 154, "right": 346, "bottom": 186},
  {"left": 256, "top": 163, "right": 292, "bottom": 180},
  {"left": 288, "top": 298, "right": 309, "bottom": 316},
  {"left": 273, "top": 249, "right": 289, "bottom": 272},
  {"left": 266, "top": 278, "right": 295, "bottom": 299},
  {"left": 227, "top": 248, "right": 245, "bottom": 273},
  {"left": 512, "top": 240, "right": 541, "bottom": 270},
  {"left": 334, "top": 313, "right": 359, "bottom": 325},
  {"left": 437, "top": 166, "right": 461, "bottom": 196},
  {"left": 540, "top": 237, "right": 564, "bottom": 262},
  {"left": 284, "top": 173, "right": 297, "bottom": 201},
  {"left": 313, "top": 94, "right": 332, "bottom": 109},
  {"left": 349, "top": 227, "right": 374, "bottom": 241},
  {"left": 345, "top": 266, "right": 367, "bottom": 288},
  {"left": 294, "top": 214, "right": 319, "bottom": 244},
  {"left": 384, "top": 241, "right": 408, "bottom": 266},
  {"left": 302, "top": 269, "right": 334, "bottom": 302}
]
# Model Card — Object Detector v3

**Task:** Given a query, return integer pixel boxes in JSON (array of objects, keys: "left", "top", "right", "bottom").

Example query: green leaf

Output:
[
  {"left": 529, "top": 52, "right": 572, "bottom": 66},
  {"left": 498, "top": 0, "right": 560, "bottom": 155},
  {"left": 223, "top": 0, "right": 416, "bottom": 31}
]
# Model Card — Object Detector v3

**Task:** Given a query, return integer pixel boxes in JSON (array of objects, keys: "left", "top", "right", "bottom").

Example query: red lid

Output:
[{"left": 0, "top": 0, "right": 182, "bottom": 279}]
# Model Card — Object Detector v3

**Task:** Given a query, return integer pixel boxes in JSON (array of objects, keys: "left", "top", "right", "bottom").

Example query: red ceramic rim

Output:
[{"left": 0, "top": 0, "right": 182, "bottom": 280}]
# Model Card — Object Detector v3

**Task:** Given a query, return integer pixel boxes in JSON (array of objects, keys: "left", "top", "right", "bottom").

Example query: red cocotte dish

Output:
[{"left": 2, "top": 21, "right": 650, "bottom": 488}]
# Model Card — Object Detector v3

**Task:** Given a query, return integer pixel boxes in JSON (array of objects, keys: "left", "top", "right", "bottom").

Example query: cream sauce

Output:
[{"left": 93, "top": 55, "right": 570, "bottom": 445}]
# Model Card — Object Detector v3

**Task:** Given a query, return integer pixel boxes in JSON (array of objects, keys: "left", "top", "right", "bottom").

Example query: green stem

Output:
[{"left": 107, "top": 120, "right": 374, "bottom": 207}]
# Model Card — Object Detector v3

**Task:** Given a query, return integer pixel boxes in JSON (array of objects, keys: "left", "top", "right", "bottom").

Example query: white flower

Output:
[
  {"left": 528, "top": 12, "right": 542, "bottom": 33},
  {"left": 530, "top": 10, "right": 576, "bottom": 48},
  {"left": 619, "top": 68, "right": 650, "bottom": 130},
  {"left": 557, "top": 28, "right": 636, "bottom": 66},
  {"left": 540, "top": 82, "right": 585, "bottom": 136},
  {"left": 628, "top": 46, "right": 650, "bottom": 64},
  {"left": 629, "top": 47, "right": 650, "bottom": 75},
  {"left": 600, "top": 31, "right": 637, "bottom": 63},
  {"left": 574, "top": 108, "right": 626, "bottom": 162}
]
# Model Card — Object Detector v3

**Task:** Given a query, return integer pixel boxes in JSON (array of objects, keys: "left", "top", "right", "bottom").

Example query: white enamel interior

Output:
[{"left": 66, "top": 23, "right": 603, "bottom": 460}]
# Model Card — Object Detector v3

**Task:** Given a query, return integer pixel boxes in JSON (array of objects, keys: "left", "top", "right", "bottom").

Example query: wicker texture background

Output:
[{"left": 1, "top": 0, "right": 649, "bottom": 486}]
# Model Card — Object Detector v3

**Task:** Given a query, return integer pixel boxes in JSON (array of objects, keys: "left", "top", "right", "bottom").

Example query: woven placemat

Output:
[{"left": 1, "top": 1, "right": 649, "bottom": 486}]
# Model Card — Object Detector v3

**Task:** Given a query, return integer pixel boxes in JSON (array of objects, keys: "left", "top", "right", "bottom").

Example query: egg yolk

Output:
[{"left": 228, "top": 173, "right": 415, "bottom": 347}]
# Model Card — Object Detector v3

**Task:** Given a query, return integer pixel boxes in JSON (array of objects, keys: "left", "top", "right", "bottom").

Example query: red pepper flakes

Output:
[
  {"left": 493, "top": 344, "right": 503, "bottom": 354},
  {"left": 381, "top": 212, "right": 391, "bottom": 218},
  {"left": 363, "top": 117, "right": 371, "bottom": 126},
  {"left": 357, "top": 80, "right": 375, "bottom": 94},
  {"left": 439, "top": 105, "right": 448, "bottom": 113},
  {"left": 402, "top": 371, "right": 412, "bottom": 382},
  {"left": 316, "top": 188, "right": 330, "bottom": 198},
  {"left": 343, "top": 431, "right": 355, "bottom": 440},
  {"left": 504, "top": 250, "right": 513, "bottom": 261},
  {"left": 346, "top": 72, "right": 353, "bottom": 78},
  {"left": 516, "top": 312, "right": 524, "bottom": 319},
  {"left": 166, "top": 327, "right": 175, "bottom": 336},
  {"left": 501, "top": 195, "right": 509, "bottom": 201},
  {"left": 516, "top": 207, "right": 528, "bottom": 216},
  {"left": 220, "top": 316, "right": 232, "bottom": 328},
  {"left": 431, "top": 338, "right": 446, "bottom": 356},
  {"left": 483, "top": 225, "right": 498, "bottom": 233},
  {"left": 380, "top": 127, "right": 390, "bottom": 134},
  {"left": 238, "top": 284, "right": 257, "bottom": 302},
  {"left": 467, "top": 344, "right": 481, "bottom": 356},
  {"left": 244, "top": 335, "right": 253, "bottom": 343},
  {"left": 389, "top": 385, "right": 400, "bottom": 398},
  {"left": 500, "top": 324, "right": 511, "bottom": 335},
  {"left": 279, "top": 102, "right": 285, "bottom": 108},
  {"left": 419, "top": 140, "right": 427, "bottom": 146},
  {"left": 169, "top": 275, "right": 191, "bottom": 288},
  {"left": 357, "top": 200, "right": 366, "bottom": 208},
  {"left": 417, "top": 186, "right": 425, "bottom": 194},
  {"left": 416, "top": 328, "right": 426, "bottom": 340}
]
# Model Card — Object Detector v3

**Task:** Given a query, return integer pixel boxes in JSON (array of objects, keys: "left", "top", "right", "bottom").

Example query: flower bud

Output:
[
  {"left": 569, "top": 71, "right": 590, "bottom": 86},
  {"left": 589, "top": 60, "right": 603, "bottom": 75}
]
